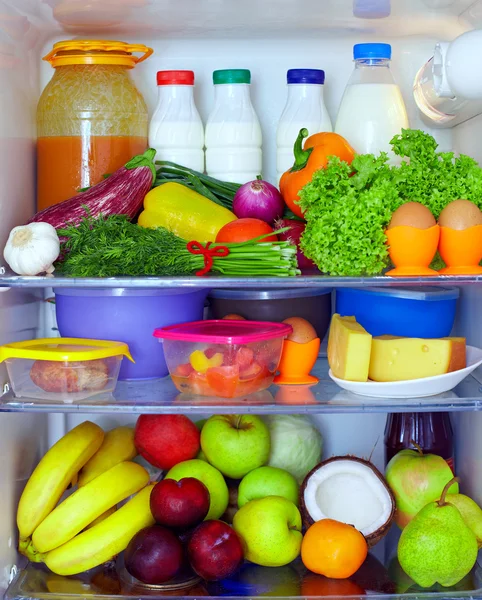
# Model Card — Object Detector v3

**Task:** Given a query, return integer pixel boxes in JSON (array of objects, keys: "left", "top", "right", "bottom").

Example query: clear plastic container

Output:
[
  {"left": 148, "top": 70, "right": 204, "bottom": 171},
  {"left": 276, "top": 69, "right": 332, "bottom": 182},
  {"left": 0, "top": 338, "right": 133, "bottom": 402},
  {"left": 335, "top": 43, "right": 409, "bottom": 160},
  {"left": 205, "top": 69, "right": 262, "bottom": 183},
  {"left": 37, "top": 40, "right": 152, "bottom": 210},
  {"left": 154, "top": 320, "right": 292, "bottom": 398}
]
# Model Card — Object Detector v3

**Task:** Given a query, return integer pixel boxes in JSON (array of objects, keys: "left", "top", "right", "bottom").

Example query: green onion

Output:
[{"left": 57, "top": 214, "right": 300, "bottom": 278}]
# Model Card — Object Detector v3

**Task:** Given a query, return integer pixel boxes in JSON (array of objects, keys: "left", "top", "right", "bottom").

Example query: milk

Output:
[
  {"left": 205, "top": 70, "right": 262, "bottom": 183},
  {"left": 335, "top": 83, "right": 409, "bottom": 156},
  {"left": 149, "top": 73, "right": 204, "bottom": 172},
  {"left": 276, "top": 70, "right": 332, "bottom": 182}
]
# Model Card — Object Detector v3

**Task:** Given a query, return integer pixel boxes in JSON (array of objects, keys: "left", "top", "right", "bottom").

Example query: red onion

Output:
[
  {"left": 275, "top": 218, "right": 317, "bottom": 271},
  {"left": 232, "top": 179, "right": 284, "bottom": 224}
]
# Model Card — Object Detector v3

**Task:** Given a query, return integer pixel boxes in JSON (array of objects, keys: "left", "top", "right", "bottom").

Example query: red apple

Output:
[
  {"left": 150, "top": 478, "right": 210, "bottom": 529},
  {"left": 125, "top": 525, "right": 184, "bottom": 585},
  {"left": 135, "top": 415, "right": 200, "bottom": 470},
  {"left": 188, "top": 520, "right": 244, "bottom": 581}
]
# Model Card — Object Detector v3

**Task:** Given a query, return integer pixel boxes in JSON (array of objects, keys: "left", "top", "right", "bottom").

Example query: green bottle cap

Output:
[{"left": 213, "top": 69, "right": 251, "bottom": 84}]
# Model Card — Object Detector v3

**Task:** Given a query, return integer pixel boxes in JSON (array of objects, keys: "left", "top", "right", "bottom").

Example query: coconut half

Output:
[{"left": 300, "top": 456, "right": 395, "bottom": 547}]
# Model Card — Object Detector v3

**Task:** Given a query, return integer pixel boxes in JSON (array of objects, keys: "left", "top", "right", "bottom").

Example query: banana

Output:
[
  {"left": 78, "top": 426, "right": 136, "bottom": 487},
  {"left": 32, "top": 461, "right": 149, "bottom": 553},
  {"left": 45, "top": 484, "right": 155, "bottom": 576},
  {"left": 84, "top": 506, "right": 116, "bottom": 530},
  {"left": 17, "top": 421, "right": 104, "bottom": 553}
]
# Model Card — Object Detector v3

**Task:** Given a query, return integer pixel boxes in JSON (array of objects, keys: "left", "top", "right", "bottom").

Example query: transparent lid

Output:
[{"left": 345, "top": 286, "right": 460, "bottom": 301}]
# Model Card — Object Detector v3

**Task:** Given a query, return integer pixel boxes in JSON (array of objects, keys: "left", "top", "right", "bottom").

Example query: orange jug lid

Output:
[{"left": 43, "top": 40, "right": 153, "bottom": 68}]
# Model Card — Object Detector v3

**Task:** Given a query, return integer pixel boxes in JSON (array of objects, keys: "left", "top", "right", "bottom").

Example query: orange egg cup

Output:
[
  {"left": 386, "top": 224, "right": 440, "bottom": 277},
  {"left": 438, "top": 225, "right": 482, "bottom": 275},
  {"left": 274, "top": 338, "right": 320, "bottom": 385}
]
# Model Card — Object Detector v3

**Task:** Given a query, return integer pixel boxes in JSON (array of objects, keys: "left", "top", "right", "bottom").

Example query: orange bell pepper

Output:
[{"left": 279, "top": 128, "right": 356, "bottom": 218}]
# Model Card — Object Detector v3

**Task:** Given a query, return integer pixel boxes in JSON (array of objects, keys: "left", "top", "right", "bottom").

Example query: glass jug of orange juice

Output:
[{"left": 37, "top": 40, "right": 152, "bottom": 210}]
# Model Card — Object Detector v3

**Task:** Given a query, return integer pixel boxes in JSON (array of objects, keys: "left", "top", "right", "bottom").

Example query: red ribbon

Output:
[{"left": 187, "top": 240, "right": 230, "bottom": 276}]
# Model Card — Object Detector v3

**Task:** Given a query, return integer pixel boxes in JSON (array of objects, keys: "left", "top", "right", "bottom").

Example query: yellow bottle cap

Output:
[
  {"left": 0, "top": 338, "right": 134, "bottom": 363},
  {"left": 43, "top": 40, "right": 153, "bottom": 68}
]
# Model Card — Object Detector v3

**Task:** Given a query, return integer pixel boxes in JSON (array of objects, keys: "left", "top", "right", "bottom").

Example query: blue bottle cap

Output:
[
  {"left": 287, "top": 69, "right": 325, "bottom": 84},
  {"left": 353, "top": 43, "right": 391, "bottom": 60}
]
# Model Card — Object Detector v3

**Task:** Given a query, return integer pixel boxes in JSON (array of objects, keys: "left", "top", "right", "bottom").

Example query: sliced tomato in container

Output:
[
  {"left": 173, "top": 363, "right": 194, "bottom": 378},
  {"left": 235, "top": 347, "right": 255, "bottom": 369},
  {"left": 206, "top": 364, "right": 240, "bottom": 398},
  {"left": 239, "top": 361, "right": 262, "bottom": 381}
]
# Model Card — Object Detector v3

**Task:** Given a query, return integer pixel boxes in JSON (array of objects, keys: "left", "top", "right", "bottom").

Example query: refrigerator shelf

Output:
[
  {"left": 5, "top": 541, "right": 482, "bottom": 600},
  {"left": 1, "top": 357, "right": 481, "bottom": 415},
  {"left": 0, "top": 272, "right": 482, "bottom": 289}
]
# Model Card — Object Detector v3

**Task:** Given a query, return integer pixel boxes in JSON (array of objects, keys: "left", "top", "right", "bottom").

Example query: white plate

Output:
[{"left": 329, "top": 345, "right": 482, "bottom": 398}]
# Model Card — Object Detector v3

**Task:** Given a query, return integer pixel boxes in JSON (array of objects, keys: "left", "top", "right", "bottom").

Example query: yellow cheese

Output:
[
  {"left": 369, "top": 336, "right": 466, "bottom": 382},
  {"left": 327, "top": 314, "right": 372, "bottom": 382}
]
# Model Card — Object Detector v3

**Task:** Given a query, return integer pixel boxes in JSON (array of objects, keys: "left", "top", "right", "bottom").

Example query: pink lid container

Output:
[{"left": 154, "top": 320, "right": 293, "bottom": 345}]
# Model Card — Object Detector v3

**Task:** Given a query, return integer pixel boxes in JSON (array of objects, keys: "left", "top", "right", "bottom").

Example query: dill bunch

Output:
[{"left": 56, "top": 214, "right": 300, "bottom": 278}]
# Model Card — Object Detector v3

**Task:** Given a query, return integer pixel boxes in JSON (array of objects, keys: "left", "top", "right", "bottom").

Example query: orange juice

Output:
[{"left": 37, "top": 135, "right": 147, "bottom": 210}]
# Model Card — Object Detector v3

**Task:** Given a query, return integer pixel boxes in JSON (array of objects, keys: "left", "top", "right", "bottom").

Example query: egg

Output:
[
  {"left": 282, "top": 317, "right": 318, "bottom": 344},
  {"left": 438, "top": 199, "right": 482, "bottom": 230},
  {"left": 223, "top": 314, "right": 245, "bottom": 320},
  {"left": 388, "top": 202, "right": 436, "bottom": 230}
]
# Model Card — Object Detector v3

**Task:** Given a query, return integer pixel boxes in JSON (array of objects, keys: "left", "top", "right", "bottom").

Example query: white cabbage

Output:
[{"left": 264, "top": 415, "right": 323, "bottom": 483}]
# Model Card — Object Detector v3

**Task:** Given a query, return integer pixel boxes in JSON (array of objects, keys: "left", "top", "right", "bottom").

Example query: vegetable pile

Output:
[
  {"left": 299, "top": 129, "right": 482, "bottom": 276},
  {"left": 56, "top": 215, "right": 300, "bottom": 278}
]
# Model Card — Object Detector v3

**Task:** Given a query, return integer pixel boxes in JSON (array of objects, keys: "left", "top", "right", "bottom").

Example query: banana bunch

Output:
[{"left": 17, "top": 422, "right": 154, "bottom": 575}]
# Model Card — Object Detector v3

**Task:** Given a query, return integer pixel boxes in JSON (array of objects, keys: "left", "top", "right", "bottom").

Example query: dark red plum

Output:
[
  {"left": 188, "top": 520, "right": 244, "bottom": 581},
  {"left": 125, "top": 525, "right": 184, "bottom": 585},
  {"left": 150, "top": 478, "right": 210, "bottom": 529}
]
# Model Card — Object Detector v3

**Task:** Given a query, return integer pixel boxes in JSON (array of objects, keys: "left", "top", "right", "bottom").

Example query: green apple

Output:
[
  {"left": 385, "top": 448, "right": 458, "bottom": 529},
  {"left": 165, "top": 458, "right": 228, "bottom": 520},
  {"left": 201, "top": 415, "right": 270, "bottom": 479},
  {"left": 233, "top": 496, "right": 302, "bottom": 567},
  {"left": 238, "top": 466, "right": 299, "bottom": 508}
]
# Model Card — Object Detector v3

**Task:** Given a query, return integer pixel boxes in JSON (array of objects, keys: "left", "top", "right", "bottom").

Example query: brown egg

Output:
[
  {"left": 388, "top": 202, "right": 436, "bottom": 230},
  {"left": 222, "top": 314, "right": 245, "bottom": 320},
  {"left": 438, "top": 199, "right": 482, "bottom": 230},
  {"left": 282, "top": 317, "right": 318, "bottom": 344}
]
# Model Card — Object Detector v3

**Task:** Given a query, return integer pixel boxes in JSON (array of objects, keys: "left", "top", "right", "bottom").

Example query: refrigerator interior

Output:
[{"left": 1, "top": 0, "right": 482, "bottom": 597}]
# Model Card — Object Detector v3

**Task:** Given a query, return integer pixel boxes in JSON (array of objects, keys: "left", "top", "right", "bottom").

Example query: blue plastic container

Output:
[
  {"left": 335, "top": 287, "right": 459, "bottom": 338},
  {"left": 54, "top": 288, "right": 208, "bottom": 380}
]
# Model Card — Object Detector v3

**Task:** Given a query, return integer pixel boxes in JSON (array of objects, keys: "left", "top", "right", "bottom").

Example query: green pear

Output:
[
  {"left": 398, "top": 478, "right": 478, "bottom": 588},
  {"left": 386, "top": 445, "right": 458, "bottom": 528},
  {"left": 446, "top": 493, "right": 482, "bottom": 548}
]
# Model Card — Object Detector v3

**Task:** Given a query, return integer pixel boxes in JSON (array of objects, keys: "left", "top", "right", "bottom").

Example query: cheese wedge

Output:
[
  {"left": 369, "top": 336, "right": 466, "bottom": 382},
  {"left": 327, "top": 314, "right": 372, "bottom": 382}
]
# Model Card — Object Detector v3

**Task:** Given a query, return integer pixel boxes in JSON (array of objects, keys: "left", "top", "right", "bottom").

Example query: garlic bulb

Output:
[{"left": 3, "top": 223, "right": 60, "bottom": 276}]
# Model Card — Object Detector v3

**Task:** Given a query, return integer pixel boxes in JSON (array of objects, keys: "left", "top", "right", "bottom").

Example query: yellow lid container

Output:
[{"left": 0, "top": 338, "right": 134, "bottom": 363}]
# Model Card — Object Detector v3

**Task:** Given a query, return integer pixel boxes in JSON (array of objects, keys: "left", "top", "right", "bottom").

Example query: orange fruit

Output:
[
  {"left": 215, "top": 218, "right": 277, "bottom": 243},
  {"left": 301, "top": 519, "right": 368, "bottom": 579}
]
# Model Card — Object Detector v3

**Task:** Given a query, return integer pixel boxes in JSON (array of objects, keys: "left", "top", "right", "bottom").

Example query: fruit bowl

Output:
[{"left": 154, "top": 320, "right": 292, "bottom": 398}]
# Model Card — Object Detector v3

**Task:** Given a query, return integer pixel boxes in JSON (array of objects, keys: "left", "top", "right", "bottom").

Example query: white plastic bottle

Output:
[
  {"left": 335, "top": 44, "right": 409, "bottom": 159},
  {"left": 276, "top": 69, "right": 332, "bottom": 181},
  {"left": 205, "top": 69, "right": 262, "bottom": 183},
  {"left": 148, "top": 70, "right": 204, "bottom": 172}
]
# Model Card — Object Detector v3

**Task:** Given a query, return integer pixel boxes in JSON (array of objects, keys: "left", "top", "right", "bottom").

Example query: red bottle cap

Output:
[{"left": 157, "top": 70, "right": 195, "bottom": 85}]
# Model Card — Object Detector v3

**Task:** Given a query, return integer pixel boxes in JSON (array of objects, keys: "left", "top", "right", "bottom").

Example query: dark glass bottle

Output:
[{"left": 384, "top": 412, "right": 454, "bottom": 472}]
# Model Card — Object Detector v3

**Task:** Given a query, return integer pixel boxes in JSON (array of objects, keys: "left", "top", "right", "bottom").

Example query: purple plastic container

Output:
[{"left": 54, "top": 288, "right": 208, "bottom": 380}]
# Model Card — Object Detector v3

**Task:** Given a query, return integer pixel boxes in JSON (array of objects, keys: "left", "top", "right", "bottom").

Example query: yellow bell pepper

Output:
[{"left": 138, "top": 182, "right": 237, "bottom": 242}]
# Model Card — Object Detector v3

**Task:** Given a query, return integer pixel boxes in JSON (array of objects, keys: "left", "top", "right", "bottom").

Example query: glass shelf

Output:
[
  {"left": 5, "top": 531, "right": 482, "bottom": 600},
  {"left": 1, "top": 358, "right": 481, "bottom": 414},
  {"left": 0, "top": 272, "right": 482, "bottom": 289}
]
